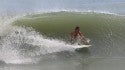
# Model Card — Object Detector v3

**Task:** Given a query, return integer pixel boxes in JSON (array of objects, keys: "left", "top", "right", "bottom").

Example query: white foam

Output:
[
  {"left": 0, "top": 12, "right": 75, "bottom": 64},
  {"left": 29, "top": 10, "right": 119, "bottom": 16},
  {"left": 0, "top": 26, "right": 78, "bottom": 64}
]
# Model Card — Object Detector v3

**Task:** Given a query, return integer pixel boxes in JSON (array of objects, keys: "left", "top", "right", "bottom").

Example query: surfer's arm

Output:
[
  {"left": 80, "top": 32, "right": 90, "bottom": 44},
  {"left": 79, "top": 32, "right": 86, "bottom": 40},
  {"left": 79, "top": 32, "right": 84, "bottom": 37}
]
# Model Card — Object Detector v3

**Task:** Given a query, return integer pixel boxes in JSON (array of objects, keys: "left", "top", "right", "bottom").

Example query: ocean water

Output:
[{"left": 0, "top": 0, "right": 125, "bottom": 70}]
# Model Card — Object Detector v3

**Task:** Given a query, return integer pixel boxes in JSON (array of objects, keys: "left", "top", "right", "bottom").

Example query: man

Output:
[{"left": 71, "top": 26, "right": 89, "bottom": 45}]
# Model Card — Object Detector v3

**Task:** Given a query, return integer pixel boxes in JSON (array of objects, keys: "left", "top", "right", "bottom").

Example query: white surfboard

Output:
[{"left": 73, "top": 45, "right": 91, "bottom": 49}]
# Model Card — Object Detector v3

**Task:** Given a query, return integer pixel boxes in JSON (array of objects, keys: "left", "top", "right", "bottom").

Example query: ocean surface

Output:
[{"left": 0, "top": 0, "right": 125, "bottom": 70}]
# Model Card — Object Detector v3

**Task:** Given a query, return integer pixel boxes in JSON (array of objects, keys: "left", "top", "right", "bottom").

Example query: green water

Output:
[
  {"left": 14, "top": 12, "right": 125, "bottom": 37},
  {"left": 13, "top": 12, "right": 125, "bottom": 57},
  {"left": 14, "top": 12, "right": 125, "bottom": 44},
  {"left": 14, "top": 12, "right": 125, "bottom": 40}
]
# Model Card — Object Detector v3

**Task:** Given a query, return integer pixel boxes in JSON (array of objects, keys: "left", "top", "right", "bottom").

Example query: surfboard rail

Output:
[{"left": 73, "top": 45, "right": 91, "bottom": 49}]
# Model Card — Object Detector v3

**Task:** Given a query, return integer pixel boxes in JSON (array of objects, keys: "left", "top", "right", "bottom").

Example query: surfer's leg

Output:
[
  {"left": 77, "top": 36, "right": 82, "bottom": 45},
  {"left": 71, "top": 40, "right": 74, "bottom": 44},
  {"left": 71, "top": 38, "right": 75, "bottom": 44}
]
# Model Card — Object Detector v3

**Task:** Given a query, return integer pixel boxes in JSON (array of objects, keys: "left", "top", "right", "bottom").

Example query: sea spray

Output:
[{"left": 0, "top": 25, "right": 77, "bottom": 64}]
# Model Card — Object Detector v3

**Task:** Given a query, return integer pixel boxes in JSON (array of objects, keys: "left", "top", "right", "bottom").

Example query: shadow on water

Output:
[{"left": 75, "top": 47, "right": 90, "bottom": 53}]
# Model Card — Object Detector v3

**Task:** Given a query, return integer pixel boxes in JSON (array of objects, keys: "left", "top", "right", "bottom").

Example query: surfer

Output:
[{"left": 70, "top": 26, "right": 89, "bottom": 45}]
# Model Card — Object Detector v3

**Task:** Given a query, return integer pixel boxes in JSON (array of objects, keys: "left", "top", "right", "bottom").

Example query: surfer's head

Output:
[{"left": 75, "top": 26, "right": 80, "bottom": 31}]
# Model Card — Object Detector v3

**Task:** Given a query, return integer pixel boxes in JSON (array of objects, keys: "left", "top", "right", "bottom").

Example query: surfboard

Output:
[
  {"left": 73, "top": 45, "right": 91, "bottom": 49},
  {"left": 71, "top": 37, "right": 91, "bottom": 49}
]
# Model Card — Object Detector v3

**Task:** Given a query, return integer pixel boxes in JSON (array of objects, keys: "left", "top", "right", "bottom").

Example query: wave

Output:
[
  {"left": 0, "top": 11, "right": 125, "bottom": 64},
  {"left": 14, "top": 11, "right": 125, "bottom": 57}
]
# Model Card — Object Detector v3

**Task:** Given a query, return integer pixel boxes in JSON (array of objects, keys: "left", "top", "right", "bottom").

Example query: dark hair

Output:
[{"left": 75, "top": 26, "right": 80, "bottom": 30}]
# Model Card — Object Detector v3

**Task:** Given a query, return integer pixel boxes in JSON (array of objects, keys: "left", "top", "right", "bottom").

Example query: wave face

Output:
[
  {"left": 0, "top": 11, "right": 125, "bottom": 65},
  {"left": 14, "top": 12, "right": 125, "bottom": 57}
]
